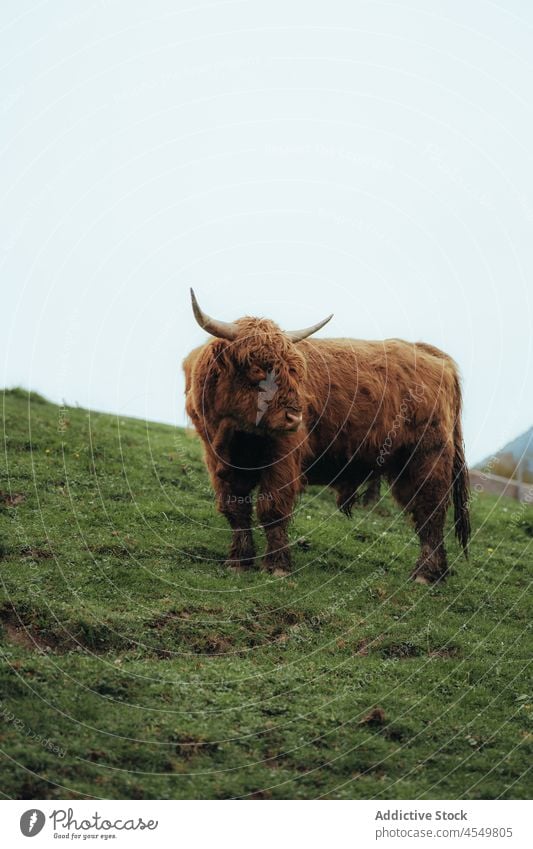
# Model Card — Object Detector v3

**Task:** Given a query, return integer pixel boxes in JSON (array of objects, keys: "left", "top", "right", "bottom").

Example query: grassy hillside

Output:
[{"left": 0, "top": 388, "right": 531, "bottom": 800}]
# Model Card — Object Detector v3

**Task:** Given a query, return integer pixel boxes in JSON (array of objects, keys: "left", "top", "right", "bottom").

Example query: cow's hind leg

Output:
[
  {"left": 335, "top": 482, "right": 359, "bottom": 517},
  {"left": 390, "top": 448, "right": 452, "bottom": 584},
  {"left": 362, "top": 476, "right": 381, "bottom": 506},
  {"left": 334, "top": 469, "right": 373, "bottom": 517}
]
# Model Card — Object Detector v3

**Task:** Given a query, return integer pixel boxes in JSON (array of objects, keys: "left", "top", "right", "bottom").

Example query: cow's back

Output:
[{"left": 299, "top": 337, "right": 459, "bottom": 464}]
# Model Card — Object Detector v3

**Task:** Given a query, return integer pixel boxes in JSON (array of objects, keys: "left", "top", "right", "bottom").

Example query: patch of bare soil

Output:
[
  {"left": 146, "top": 605, "right": 311, "bottom": 656},
  {"left": 382, "top": 642, "right": 421, "bottom": 659},
  {"left": 172, "top": 734, "right": 220, "bottom": 760},
  {"left": 359, "top": 706, "right": 386, "bottom": 726},
  {"left": 0, "top": 605, "right": 133, "bottom": 655},
  {"left": 0, "top": 491, "right": 26, "bottom": 508},
  {"left": 20, "top": 546, "right": 54, "bottom": 559},
  {"left": 0, "top": 609, "right": 55, "bottom": 653}
]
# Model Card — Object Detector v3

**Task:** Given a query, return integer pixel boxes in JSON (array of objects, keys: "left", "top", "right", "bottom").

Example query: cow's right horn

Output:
[
  {"left": 190, "top": 289, "right": 239, "bottom": 341},
  {"left": 285, "top": 313, "right": 333, "bottom": 342}
]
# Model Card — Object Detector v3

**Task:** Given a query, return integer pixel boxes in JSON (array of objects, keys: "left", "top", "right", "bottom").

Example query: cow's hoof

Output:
[
  {"left": 413, "top": 574, "right": 432, "bottom": 585},
  {"left": 410, "top": 563, "right": 448, "bottom": 585},
  {"left": 261, "top": 557, "right": 291, "bottom": 576}
]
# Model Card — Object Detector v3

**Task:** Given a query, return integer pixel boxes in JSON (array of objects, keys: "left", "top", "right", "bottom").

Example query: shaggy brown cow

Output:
[{"left": 183, "top": 290, "right": 470, "bottom": 583}]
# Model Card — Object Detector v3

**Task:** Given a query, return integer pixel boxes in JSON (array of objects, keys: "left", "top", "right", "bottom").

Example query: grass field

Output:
[{"left": 0, "top": 388, "right": 531, "bottom": 800}]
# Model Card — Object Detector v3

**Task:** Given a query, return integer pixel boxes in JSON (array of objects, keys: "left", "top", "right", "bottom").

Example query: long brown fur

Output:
[{"left": 183, "top": 315, "right": 470, "bottom": 582}]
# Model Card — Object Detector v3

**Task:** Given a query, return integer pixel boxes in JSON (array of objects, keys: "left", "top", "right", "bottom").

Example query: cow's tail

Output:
[{"left": 452, "top": 375, "right": 471, "bottom": 557}]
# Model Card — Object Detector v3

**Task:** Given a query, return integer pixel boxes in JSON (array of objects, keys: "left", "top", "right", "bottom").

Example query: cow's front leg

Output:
[
  {"left": 256, "top": 464, "right": 299, "bottom": 576},
  {"left": 203, "top": 422, "right": 258, "bottom": 570},
  {"left": 215, "top": 474, "right": 258, "bottom": 570}
]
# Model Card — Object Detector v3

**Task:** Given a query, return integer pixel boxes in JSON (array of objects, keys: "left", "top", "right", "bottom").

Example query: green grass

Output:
[{"left": 0, "top": 388, "right": 531, "bottom": 800}]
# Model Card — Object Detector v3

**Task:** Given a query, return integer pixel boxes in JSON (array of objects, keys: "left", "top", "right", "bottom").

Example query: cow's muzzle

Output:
[{"left": 284, "top": 410, "right": 303, "bottom": 431}]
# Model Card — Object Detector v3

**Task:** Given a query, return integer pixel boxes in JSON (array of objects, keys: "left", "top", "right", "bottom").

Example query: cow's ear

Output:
[
  {"left": 207, "top": 339, "right": 230, "bottom": 374},
  {"left": 198, "top": 339, "right": 230, "bottom": 389}
]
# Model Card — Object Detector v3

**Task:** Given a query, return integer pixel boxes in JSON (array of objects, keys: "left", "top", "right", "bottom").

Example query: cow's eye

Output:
[{"left": 248, "top": 365, "right": 266, "bottom": 383}]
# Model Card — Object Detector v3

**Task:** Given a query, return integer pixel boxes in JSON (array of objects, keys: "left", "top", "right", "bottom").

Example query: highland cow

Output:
[{"left": 183, "top": 290, "right": 470, "bottom": 583}]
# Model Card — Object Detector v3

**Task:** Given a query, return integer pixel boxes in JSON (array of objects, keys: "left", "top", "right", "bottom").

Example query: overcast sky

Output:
[{"left": 2, "top": 0, "right": 533, "bottom": 465}]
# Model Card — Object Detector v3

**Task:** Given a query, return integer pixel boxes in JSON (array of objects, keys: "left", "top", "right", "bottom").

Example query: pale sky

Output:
[{"left": 2, "top": 0, "right": 533, "bottom": 465}]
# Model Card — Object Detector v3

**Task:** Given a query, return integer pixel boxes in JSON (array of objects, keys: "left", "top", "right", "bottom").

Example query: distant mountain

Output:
[{"left": 477, "top": 426, "right": 533, "bottom": 483}]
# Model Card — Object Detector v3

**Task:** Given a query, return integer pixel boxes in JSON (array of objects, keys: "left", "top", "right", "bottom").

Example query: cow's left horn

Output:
[
  {"left": 190, "top": 289, "right": 239, "bottom": 341},
  {"left": 285, "top": 314, "right": 333, "bottom": 342}
]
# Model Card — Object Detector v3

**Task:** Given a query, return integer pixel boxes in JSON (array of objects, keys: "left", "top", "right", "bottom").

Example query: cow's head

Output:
[{"left": 190, "top": 289, "right": 332, "bottom": 434}]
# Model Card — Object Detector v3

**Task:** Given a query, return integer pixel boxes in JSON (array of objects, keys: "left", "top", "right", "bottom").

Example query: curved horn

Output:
[
  {"left": 190, "top": 289, "right": 239, "bottom": 341},
  {"left": 285, "top": 313, "right": 333, "bottom": 343}
]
